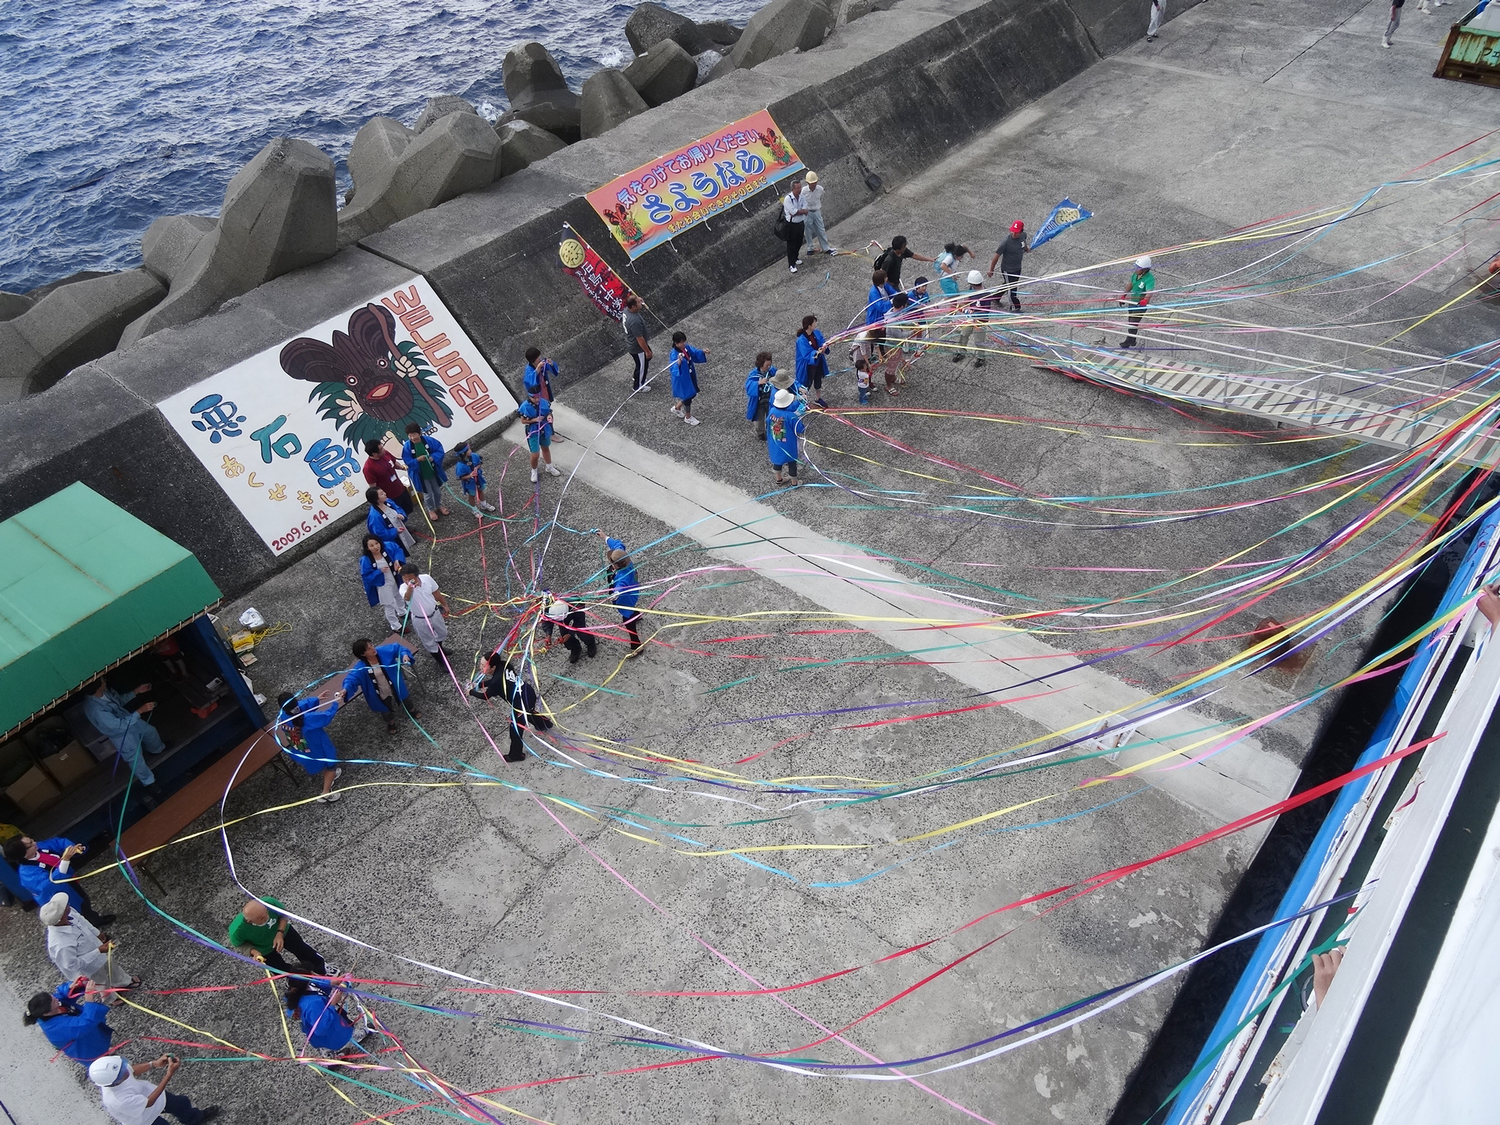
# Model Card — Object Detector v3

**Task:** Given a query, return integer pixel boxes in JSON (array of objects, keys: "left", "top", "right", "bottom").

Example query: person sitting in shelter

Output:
[{"left": 82, "top": 679, "right": 163, "bottom": 789}]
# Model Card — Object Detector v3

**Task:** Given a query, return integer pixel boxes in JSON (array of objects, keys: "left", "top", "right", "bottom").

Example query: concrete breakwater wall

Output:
[{"left": 0, "top": 0, "right": 1196, "bottom": 598}]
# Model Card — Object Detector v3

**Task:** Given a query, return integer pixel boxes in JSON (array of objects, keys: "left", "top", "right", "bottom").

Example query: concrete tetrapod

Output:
[
  {"left": 698, "top": 18, "right": 743, "bottom": 47},
  {"left": 120, "top": 137, "right": 337, "bottom": 346},
  {"left": 0, "top": 293, "right": 32, "bottom": 321},
  {"left": 0, "top": 269, "right": 165, "bottom": 401},
  {"left": 624, "top": 1, "right": 717, "bottom": 56},
  {"left": 580, "top": 70, "right": 650, "bottom": 139},
  {"left": 344, "top": 116, "right": 414, "bottom": 206},
  {"left": 622, "top": 39, "right": 699, "bottom": 108},
  {"left": 337, "top": 111, "right": 501, "bottom": 248},
  {"left": 727, "top": 0, "right": 835, "bottom": 70},
  {"left": 413, "top": 95, "right": 477, "bottom": 133},
  {"left": 140, "top": 215, "right": 216, "bottom": 285},
  {"left": 502, "top": 42, "right": 582, "bottom": 144},
  {"left": 494, "top": 119, "right": 567, "bottom": 179}
]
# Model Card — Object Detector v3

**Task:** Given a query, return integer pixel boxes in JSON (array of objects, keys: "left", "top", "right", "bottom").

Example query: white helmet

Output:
[
  {"left": 1136, "top": 255, "right": 1153, "bottom": 269},
  {"left": 966, "top": 270, "right": 985, "bottom": 285},
  {"left": 89, "top": 1056, "right": 127, "bottom": 1086}
]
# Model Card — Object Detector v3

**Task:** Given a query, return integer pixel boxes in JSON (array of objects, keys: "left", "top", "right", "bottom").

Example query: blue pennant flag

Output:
[{"left": 1030, "top": 198, "right": 1093, "bottom": 249}]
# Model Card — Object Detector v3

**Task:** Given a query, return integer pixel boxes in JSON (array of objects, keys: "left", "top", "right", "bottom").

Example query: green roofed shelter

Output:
[{"left": 0, "top": 482, "right": 222, "bottom": 737}]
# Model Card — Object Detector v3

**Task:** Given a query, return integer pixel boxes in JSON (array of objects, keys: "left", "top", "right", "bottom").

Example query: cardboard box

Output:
[
  {"left": 41, "top": 742, "right": 95, "bottom": 788},
  {"left": 5, "top": 766, "right": 61, "bottom": 816}
]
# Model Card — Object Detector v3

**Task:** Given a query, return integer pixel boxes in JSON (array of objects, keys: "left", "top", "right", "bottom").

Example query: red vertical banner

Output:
[{"left": 559, "top": 225, "right": 634, "bottom": 321}]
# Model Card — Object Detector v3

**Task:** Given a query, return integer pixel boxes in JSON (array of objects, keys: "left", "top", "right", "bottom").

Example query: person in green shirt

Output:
[
  {"left": 228, "top": 897, "right": 331, "bottom": 976},
  {"left": 1119, "top": 255, "right": 1156, "bottom": 348}
]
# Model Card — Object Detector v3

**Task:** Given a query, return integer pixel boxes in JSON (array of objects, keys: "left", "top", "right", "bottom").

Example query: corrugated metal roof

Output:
[{"left": 0, "top": 482, "right": 221, "bottom": 734}]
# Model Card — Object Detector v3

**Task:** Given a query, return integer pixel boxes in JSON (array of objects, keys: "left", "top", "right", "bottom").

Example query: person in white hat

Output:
[
  {"left": 801, "top": 170, "right": 834, "bottom": 255},
  {"left": 955, "top": 270, "right": 994, "bottom": 366},
  {"left": 1118, "top": 255, "right": 1155, "bottom": 348},
  {"left": 765, "top": 387, "right": 807, "bottom": 487},
  {"left": 41, "top": 892, "right": 138, "bottom": 991},
  {"left": 89, "top": 1053, "right": 219, "bottom": 1124}
]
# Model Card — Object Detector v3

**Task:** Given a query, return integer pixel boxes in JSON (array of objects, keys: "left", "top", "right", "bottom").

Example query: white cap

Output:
[
  {"left": 38, "top": 892, "right": 70, "bottom": 926},
  {"left": 545, "top": 598, "right": 568, "bottom": 620},
  {"left": 772, "top": 388, "right": 795, "bottom": 409},
  {"left": 966, "top": 270, "right": 984, "bottom": 285},
  {"left": 89, "top": 1056, "right": 127, "bottom": 1086},
  {"left": 1136, "top": 255, "right": 1152, "bottom": 269}
]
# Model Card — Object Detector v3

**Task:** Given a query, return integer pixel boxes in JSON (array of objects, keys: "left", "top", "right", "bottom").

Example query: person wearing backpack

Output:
[
  {"left": 873, "top": 235, "right": 932, "bottom": 289},
  {"left": 780, "top": 180, "right": 809, "bottom": 273}
]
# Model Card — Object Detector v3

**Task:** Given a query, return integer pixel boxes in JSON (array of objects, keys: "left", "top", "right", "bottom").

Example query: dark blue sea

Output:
[{"left": 0, "top": 0, "right": 759, "bottom": 294}]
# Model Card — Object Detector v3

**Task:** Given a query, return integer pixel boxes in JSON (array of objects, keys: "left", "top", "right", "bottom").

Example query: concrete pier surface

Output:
[{"left": 3, "top": 2, "right": 1495, "bottom": 1123}]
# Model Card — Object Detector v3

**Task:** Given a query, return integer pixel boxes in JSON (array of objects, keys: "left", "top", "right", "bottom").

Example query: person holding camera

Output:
[{"left": 89, "top": 1053, "right": 219, "bottom": 1124}]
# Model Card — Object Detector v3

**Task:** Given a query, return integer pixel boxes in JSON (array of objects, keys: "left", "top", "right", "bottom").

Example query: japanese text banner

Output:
[
  {"left": 586, "top": 108, "right": 803, "bottom": 260},
  {"left": 157, "top": 276, "right": 516, "bottom": 556}
]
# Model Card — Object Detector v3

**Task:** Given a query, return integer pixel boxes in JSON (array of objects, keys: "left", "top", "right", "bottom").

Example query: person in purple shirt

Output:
[{"left": 25, "top": 981, "right": 114, "bottom": 1062}]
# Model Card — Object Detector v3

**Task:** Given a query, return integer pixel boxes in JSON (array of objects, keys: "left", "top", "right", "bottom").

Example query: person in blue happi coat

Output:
[
  {"left": 82, "top": 679, "right": 163, "bottom": 788},
  {"left": 365, "top": 486, "right": 416, "bottom": 554},
  {"left": 285, "top": 976, "right": 370, "bottom": 1061},
  {"left": 359, "top": 533, "right": 407, "bottom": 634},
  {"left": 794, "top": 315, "right": 830, "bottom": 408},
  {"left": 25, "top": 981, "right": 114, "bottom": 1062},
  {"left": 667, "top": 330, "right": 710, "bottom": 426},
  {"left": 343, "top": 638, "right": 420, "bottom": 735},
  {"left": 766, "top": 387, "right": 808, "bottom": 488},
  {"left": 3, "top": 836, "right": 113, "bottom": 924},
  {"left": 523, "top": 347, "right": 558, "bottom": 401},
  {"left": 401, "top": 422, "right": 449, "bottom": 519},
  {"left": 275, "top": 692, "right": 344, "bottom": 804},
  {"left": 865, "top": 270, "right": 896, "bottom": 325},
  {"left": 452, "top": 441, "right": 496, "bottom": 512},
  {"left": 744, "top": 352, "right": 777, "bottom": 440},
  {"left": 596, "top": 531, "right": 644, "bottom": 652}
]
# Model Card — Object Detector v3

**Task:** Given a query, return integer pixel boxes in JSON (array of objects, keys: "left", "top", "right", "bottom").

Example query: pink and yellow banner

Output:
[{"left": 586, "top": 108, "right": 803, "bottom": 260}]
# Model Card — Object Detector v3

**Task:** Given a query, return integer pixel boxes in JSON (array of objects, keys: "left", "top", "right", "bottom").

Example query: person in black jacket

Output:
[{"left": 471, "top": 654, "right": 550, "bottom": 762}]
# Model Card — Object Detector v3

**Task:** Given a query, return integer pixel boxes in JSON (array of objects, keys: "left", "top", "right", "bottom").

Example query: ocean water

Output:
[{"left": 0, "top": 0, "right": 759, "bottom": 294}]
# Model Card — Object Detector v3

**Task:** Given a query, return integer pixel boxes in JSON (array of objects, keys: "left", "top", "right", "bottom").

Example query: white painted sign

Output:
[{"left": 158, "top": 277, "right": 515, "bottom": 555}]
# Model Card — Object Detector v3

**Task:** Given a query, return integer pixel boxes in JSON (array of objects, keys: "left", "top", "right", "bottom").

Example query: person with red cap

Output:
[{"left": 987, "top": 220, "right": 1029, "bottom": 312}]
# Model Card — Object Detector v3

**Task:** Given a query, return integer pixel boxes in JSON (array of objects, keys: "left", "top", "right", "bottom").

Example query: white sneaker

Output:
[
  {"left": 317, "top": 791, "right": 341, "bottom": 803},
  {"left": 638, "top": 382, "right": 652, "bottom": 392},
  {"left": 529, "top": 468, "right": 538, "bottom": 483},
  {"left": 545, "top": 463, "right": 561, "bottom": 476},
  {"left": 480, "top": 501, "right": 496, "bottom": 512},
  {"left": 790, "top": 264, "right": 799, "bottom": 274},
  {"left": 684, "top": 416, "right": 701, "bottom": 426},
  {"left": 670, "top": 405, "right": 683, "bottom": 417}
]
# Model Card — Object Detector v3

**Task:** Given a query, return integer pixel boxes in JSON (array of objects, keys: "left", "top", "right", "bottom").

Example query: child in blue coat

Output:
[
  {"left": 401, "top": 423, "right": 449, "bottom": 519},
  {"left": 452, "top": 441, "right": 496, "bottom": 512},
  {"left": 744, "top": 353, "right": 775, "bottom": 439},
  {"left": 518, "top": 389, "right": 561, "bottom": 483},
  {"left": 596, "top": 530, "right": 644, "bottom": 651},
  {"left": 667, "top": 331, "right": 709, "bottom": 426},
  {"left": 766, "top": 388, "right": 807, "bottom": 487},
  {"left": 276, "top": 692, "right": 345, "bottom": 803}
]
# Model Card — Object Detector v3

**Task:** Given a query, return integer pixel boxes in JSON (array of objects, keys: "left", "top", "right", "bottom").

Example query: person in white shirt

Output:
[
  {"left": 781, "top": 180, "right": 807, "bottom": 273},
  {"left": 89, "top": 1053, "right": 219, "bottom": 1125},
  {"left": 40, "top": 893, "right": 138, "bottom": 990},
  {"left": 801, "top": 170, "right": 834, "bottom": 254},
  {"left": 398, "top": 563, "right": 453, "bottom": 666}
]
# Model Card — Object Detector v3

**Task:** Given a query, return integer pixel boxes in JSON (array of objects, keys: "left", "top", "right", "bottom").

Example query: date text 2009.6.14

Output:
[{"left": 271, "top": 509, "right": 331, "bottom": 553}]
